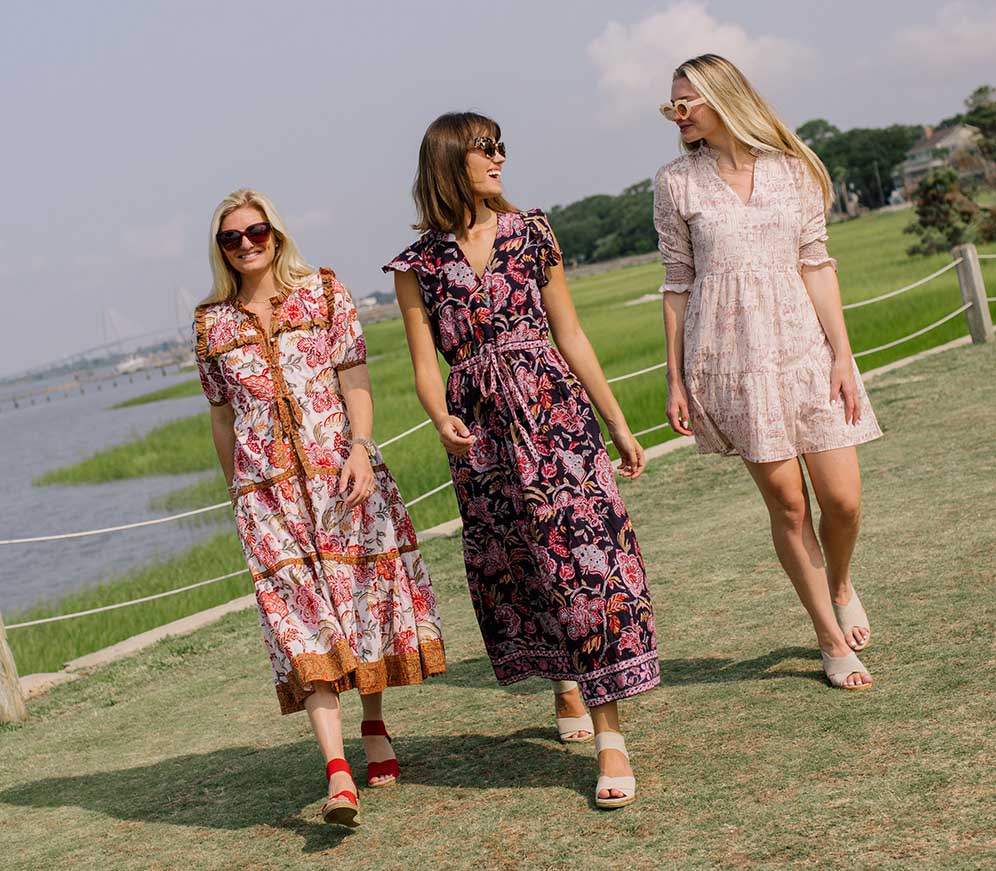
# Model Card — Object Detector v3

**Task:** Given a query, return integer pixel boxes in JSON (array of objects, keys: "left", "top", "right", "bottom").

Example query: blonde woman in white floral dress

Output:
[
  {"left": 193, "top": 188, "right": 445, "bottom": 828},
  {"left": 654, "top": 55, "right": 882, "bottom": 691}
]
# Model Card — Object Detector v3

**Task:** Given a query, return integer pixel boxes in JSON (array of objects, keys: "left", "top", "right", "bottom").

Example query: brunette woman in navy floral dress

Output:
[{"left": 384, "top": 112, "right": 659, "bottom": 808}]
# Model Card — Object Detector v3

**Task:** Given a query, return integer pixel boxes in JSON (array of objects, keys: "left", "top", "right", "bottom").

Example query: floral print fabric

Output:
[
  {"left": 193, "top": 268, "right": 445, "bottom": 714},
  {"left": 654, "top": 146, "right": 882, "bottom": 462},
  {"left": 384, "top": 210, "right": 659, "bottom": 706}
]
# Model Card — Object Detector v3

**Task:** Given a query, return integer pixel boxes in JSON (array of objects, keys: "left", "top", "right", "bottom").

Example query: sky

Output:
[{"left": 2, "top": 0, "right": 994, "bottom": 377}]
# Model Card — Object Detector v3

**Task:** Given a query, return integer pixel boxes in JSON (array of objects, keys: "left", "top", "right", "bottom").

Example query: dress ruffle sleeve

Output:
[
  {"left": 382, "top": 239, "right": 437, "bottom": 278},
  {"left": 522, "top": 208, "right": 562, "bottom": 289},
  {"left": 792, "top": 159, "right": 837, "bottom": 271},
  {"left": 653, "top": 166, "right": 696, "bottom": 293},
  {"left": 320, "top": 268, "right": 367, "bottom": 370}
]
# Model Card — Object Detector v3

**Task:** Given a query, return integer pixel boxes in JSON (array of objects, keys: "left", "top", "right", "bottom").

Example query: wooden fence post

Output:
[
  {"left": 952, "top": 244, "right": 994, "bottom": 344},
  {"left": 0, "top": 610, "right": 27, "bottom": 724}
]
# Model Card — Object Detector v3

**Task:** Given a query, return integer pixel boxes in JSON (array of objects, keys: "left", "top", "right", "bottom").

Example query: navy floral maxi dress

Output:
[{"left": 384, "top": 209, "right": 659, "bottom": 705}]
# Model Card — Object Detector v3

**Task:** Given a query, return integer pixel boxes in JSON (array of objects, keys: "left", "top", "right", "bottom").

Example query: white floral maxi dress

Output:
[
  {"left": 654, "top": 146, "right": 882, "bottom": 462},
  {"left": 193, "top": 268, "right": 445, "bottom": 714}
]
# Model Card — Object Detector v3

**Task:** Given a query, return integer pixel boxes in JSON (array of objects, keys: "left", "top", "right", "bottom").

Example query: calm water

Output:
[{"left": 0, "top": 371, "right": 225, "bottom": 614}]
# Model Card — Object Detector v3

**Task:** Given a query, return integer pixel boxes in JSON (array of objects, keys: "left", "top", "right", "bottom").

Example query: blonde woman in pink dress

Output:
[
  {"left": 654, "top": 55, "right": 882, "bottom": 690},
  {"left": 193, "top": 189, "right": 445, "bottom": 827}
]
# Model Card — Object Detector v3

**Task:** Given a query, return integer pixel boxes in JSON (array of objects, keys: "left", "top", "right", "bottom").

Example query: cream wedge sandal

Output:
[
  {"left": 821, "top": 650, "right": 873, "bottom": 691},
  {"left": 553, "top": 680, "right": 594, "bottom": 744},
  {"left": 594, "top": 732, "right": 637, "bottom": 809},
  {"left": 832, "top": 590, "right": 871, "bottom": 652}
]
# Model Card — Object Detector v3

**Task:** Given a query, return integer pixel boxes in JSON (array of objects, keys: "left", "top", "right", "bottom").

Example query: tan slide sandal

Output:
[
  {"left": 821, "top": 650, "right": 873, "bottom": 691},
  {"left": 553, "top": 680, "right": 594, "bottom": 744},
  {"left": 594, "top": 731, "right": 637, "bottom": 809},
  {"left": 832, "top": 590, "right": 871, "bottom": 652}
]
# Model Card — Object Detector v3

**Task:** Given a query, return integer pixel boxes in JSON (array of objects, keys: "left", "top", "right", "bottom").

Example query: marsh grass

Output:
[{"left": 110, "top": 378, "right": 204, "bottom": 409}]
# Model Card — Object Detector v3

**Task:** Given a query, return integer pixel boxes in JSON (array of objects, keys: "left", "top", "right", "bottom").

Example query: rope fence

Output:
[
  {"left": 0, "top": 502, "right": 231, "bottom": 546},
  {"left": 4, "top": 250, "right": 991, "bottom": 548},
  {"left": 3, "top": 246, "right": 993, "bottom": 632},
  {"left": 5, "top": 569, "right": 250, "bottom": 629},
  {"left": 852, "top": 303, "right": 973, "bottom": 358},
  {"left": 841, "top": 259, "right": 962, "bottom": 310}
]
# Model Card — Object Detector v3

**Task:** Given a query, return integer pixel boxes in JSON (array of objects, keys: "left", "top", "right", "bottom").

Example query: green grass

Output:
[
  {"left": 110, "top": 378, "right": 203, "bottom": 409},
  {"left": 2, "top": 342, "right": 994, "bottom": 870},
  {"left": 37, "top": 206, "right": 996, "bottom": 513},
  {"left": 22, "top": 207, "right": 996, "bottom": 660},
  {"left": 35, "top": 413, "right": 219, "bottom": 485},
  {"left": 7, "top": 532, "right": 248, "bottom": 674}
]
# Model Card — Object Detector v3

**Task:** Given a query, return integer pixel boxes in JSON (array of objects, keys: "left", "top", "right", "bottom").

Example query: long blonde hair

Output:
[
  {"left": 204, "top": 188, "right": 314, "bottom": 304},
  {"left": 674, "top": 54, "right": 833, "bottom": 210}
]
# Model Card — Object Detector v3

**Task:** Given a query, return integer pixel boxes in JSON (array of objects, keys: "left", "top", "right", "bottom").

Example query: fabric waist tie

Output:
[
  {"left": 450, "top": 338, "right": 551, "bottom": 469},
  {"left": 271, "top": 390, "right": 305, "bottom": 468}
]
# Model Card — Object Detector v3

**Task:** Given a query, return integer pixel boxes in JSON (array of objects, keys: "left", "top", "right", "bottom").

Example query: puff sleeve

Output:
[
  {"left": 794, "top": 161, "right": 837, "bottom": 271},
  {"left": 653, "top": 166, "right": 696, "bottom": 293},
  {"left": 321, "top": 268, "right": 367, "bottom": 370},
  {"left": 191, "top": 314, "right": 230, "bottom": 407}
]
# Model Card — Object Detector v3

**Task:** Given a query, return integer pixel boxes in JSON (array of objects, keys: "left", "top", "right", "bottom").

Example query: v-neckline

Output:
[
  {"left": 236, "top": 292, "right": 282, "bottom": 340},
  {"left": 454, "top": 217, "right": 501, "bottom": 280},
  {"left": 702, "top": 146, "right": 760, "bottom": 207}
]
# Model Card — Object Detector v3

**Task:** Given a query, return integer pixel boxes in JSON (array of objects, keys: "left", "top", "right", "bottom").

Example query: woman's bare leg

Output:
[
  {"left": 359, "top": 692, "right": 396, "bottom": 786},
  {"left": 802, "top": 446, "right": 869, "bottom": 650},
  {"left": 554, "top": 682, "right": 592, "bottom": 740},
  {"left": 590, "top": 701, "right": 632, "bottom": 799},
  {"left": 304, "top": 683, "right": 355, "bottom": 798},
  {"left": 743, "top": 457, "right": 870, "bottom": 687}
]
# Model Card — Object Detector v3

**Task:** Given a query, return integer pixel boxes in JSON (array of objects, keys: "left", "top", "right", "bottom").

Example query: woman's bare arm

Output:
[
  {"left": 801, "top": 263, "right": 861, "bottom": 424},
  {"left": 542, "top": 262, "right": 645, "bottom": 478},
  {"left": 337, "top": 363, "right": 377, "bottom": 506},
  {"left": 394, "top": 269, "right": 475, "bottom": 455},
  {"left": 662, "top": 291, "right": 693, "bottom": 435},
  {"left": 209, "top": 403, "right": 237, "bottom": 494}
]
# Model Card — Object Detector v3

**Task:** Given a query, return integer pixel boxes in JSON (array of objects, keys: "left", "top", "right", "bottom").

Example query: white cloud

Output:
[
  {"left": 893, "top": 1, "right": 996, "bottom": 68},
  {"left": 586, "top": 1, "right": 809, "bottom": 117}
]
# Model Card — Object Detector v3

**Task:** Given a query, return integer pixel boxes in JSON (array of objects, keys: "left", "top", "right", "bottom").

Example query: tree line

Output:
[{"left": 547, "top": 86, "right": 995, "bottom": 265}]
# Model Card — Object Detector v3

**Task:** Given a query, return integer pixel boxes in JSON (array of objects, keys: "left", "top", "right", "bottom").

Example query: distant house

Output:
[{"left": 895, "top": 124, "right": 987, "bottom": 196}]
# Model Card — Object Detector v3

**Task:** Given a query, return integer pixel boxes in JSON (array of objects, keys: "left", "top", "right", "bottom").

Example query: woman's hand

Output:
[
  {"left": 436, "top": 415, "right": 476, "bottom": 456},
  {"left": 609, "top": 424, "right": 646, "bottom": 479},
  {"left": 339, "top": 446, "right": 376, "bottom": 508},
  {"left": 830, "top": 357, "right": 861, "bottom": 425},
  {"left": 666, "top": 378, "right": 694, "bottom": 436}
]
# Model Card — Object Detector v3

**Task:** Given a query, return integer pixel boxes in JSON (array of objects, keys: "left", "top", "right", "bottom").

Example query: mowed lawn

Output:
[{"left": 2, "top": 341, "right": 994, "bottom": 871}]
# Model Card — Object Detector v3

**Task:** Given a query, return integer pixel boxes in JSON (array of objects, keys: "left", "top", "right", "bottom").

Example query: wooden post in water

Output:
[
  {"left": 0, "top": 610, "right": 26, "bottom": 723},
  {"left": 953, "top": 244, "right": 993, "bottom": 344}
]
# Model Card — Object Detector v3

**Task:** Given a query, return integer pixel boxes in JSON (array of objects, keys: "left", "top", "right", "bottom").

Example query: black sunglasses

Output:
[
  {"left": 471, "top": 136, "right": 507, "bottom": 159},
  {"left": 216, "top": 221, "right": 272, "bottom": 252}
]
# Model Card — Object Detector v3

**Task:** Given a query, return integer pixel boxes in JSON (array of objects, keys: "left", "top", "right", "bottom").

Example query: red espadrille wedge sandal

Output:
[
  {"left": 360, "top": 720, "right": 400, "bottom": 788},
  {"left": 321, "top": 758, "right": 360, "bottom": 827}
]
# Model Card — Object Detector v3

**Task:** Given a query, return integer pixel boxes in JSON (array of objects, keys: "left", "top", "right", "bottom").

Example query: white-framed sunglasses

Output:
[{"left": 659, "top": 97, "right": 707, "bottom": 121}]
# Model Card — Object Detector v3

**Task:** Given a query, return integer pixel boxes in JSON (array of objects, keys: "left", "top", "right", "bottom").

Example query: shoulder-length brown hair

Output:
[{"left": 413, "top": 112, "right": 518, "bottom": 234}]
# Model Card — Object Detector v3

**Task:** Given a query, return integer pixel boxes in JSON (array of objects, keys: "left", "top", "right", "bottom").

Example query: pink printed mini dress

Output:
[{"left": 654, "top": 146, "right": 882, "bottom": 462}]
